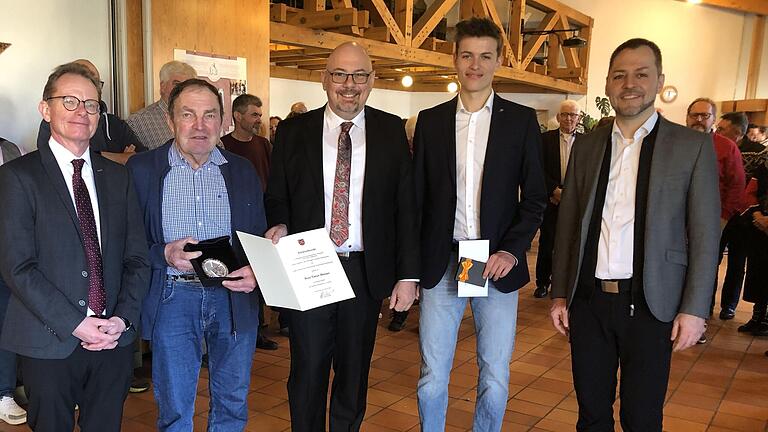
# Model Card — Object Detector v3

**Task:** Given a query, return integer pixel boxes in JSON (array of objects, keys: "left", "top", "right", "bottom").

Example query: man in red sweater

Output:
[{"left": 686, "top": 99, "right": 746, "bottom": 339}]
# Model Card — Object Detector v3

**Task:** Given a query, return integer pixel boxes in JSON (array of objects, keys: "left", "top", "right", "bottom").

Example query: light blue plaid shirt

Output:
[{"left": 162, "top": 143, "right": 232, "bottom": 275}]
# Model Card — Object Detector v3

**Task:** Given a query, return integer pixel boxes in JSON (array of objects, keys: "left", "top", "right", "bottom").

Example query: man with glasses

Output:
[
  {"left": 0, "top": 62, "right": 149, "bottom": 431},
  {"left": 38, "top": 59, "right": 145, "bottom": 165},
  {"left": 686, "top": 99, "right": 745, "bottom": 331},
  {"left": 535, "top": 100, "right": 582, "bottom": 298},
  {"left": 265, "top": 41, "right": 418, "bottom": 431}
]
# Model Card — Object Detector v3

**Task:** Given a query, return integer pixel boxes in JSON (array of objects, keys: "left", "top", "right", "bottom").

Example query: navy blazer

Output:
[
  {"left": 127, "top": 142, "right": 267, "bottom": 339},
  {"left": 413, "top": 94, "right": 548, "bottom": 293},
  {"left": 0, "top": 135, "right": 149, "bottom": 359}
]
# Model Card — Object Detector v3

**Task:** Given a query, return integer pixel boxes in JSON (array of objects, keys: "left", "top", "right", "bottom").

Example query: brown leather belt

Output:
[{"left": 600, "top": 280, "right": 620, "bottom": 293}]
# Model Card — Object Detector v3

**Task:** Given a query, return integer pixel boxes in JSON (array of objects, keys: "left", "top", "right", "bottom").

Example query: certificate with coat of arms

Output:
[{"left": 237, "top": 228, "right": 356, "bottom": 311}]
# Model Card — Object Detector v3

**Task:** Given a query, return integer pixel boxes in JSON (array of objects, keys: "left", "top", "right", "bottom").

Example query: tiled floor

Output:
[{"left": 2, "top": 246, "right": 767, "bottom": 431}]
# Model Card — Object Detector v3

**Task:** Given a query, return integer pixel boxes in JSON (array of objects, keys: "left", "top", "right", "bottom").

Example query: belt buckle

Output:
[{"left": 601, "top": 280, "right": 619, "bottom": 294}]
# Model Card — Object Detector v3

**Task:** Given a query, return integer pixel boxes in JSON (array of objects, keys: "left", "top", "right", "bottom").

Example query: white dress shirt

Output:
[
  {"left": 596, "top": 112, "right": 658, "bottom": 279},
  {"left": 453, "top": 92, "right": 494, "bottom": 241},
  {"left": 48, "top": 138, "right": 104, "bottom": 316},
  {"left": 559, "top": 131, "right": 575, "bottom": 181},
  {"left": 322, "top": 106, "right": 366, "bottom": 252}
]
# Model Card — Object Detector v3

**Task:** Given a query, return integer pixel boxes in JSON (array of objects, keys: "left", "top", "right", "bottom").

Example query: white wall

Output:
[{"left": 0, "top": 0, "right": 112, "bottom": 152}]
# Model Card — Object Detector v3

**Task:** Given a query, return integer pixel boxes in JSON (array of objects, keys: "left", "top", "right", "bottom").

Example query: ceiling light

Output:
[
  {"left": 447, "top": 82, "right": 458, "bottom": 93},
  {"left": 401, "top": 75, "right": 414, "bottom": 87},
  {"left": 687, "top": 0, "right": 702, "bottom": 3},
  {"left": 562, "top": 35, "right": 587, "bottom": 48}
]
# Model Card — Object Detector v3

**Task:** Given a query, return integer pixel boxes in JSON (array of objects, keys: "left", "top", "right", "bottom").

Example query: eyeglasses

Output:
[
  {"left": 326, "top": 71, "right": 372, "bottom": 84},
  {"left": 559, "top": 112, "right": 582, "bottom": 119},
  {"left": 46, "top": 95, "right": 101, "bottom": 115},
  {"left": 687, "top": 112, "right": 712, "bottom": 120}
]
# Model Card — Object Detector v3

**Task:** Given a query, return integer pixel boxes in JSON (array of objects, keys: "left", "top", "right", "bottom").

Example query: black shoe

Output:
[
  {"left": 256, "top": 335, "right": 279, "bottom": 350},
  {"left": 738, "top": 319, "right": 762, "bottom": 333},
  {"left": 533, "top": 285, "right": 549, "bottom": 298},
  {"left": 388, "top": 311, "right": 408, "bottom": 332},
  {"left": 752, "top": 322, "right": 768, "bottom": 337},
  {"left": 719, "top": 308, "right": 735, "bottom": 320},
  {"left": 129, "top": 376, "right": 151, "bottom": 393}
]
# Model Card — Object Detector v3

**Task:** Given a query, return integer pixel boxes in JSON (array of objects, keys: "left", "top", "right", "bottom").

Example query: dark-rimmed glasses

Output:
[
  {"left": 687, "top": 112, "right": 712, "bottom": 120},
  {"left": 46, "top": 96, "right": 101, "bottom": 115},
  {"left": 326, "top": 71, "right": 372, "bottom": 84}
]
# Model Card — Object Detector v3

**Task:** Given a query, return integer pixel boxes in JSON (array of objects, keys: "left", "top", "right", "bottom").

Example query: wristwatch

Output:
[{"left": 118, "top": 316, "right": 133, "bottom": 332}]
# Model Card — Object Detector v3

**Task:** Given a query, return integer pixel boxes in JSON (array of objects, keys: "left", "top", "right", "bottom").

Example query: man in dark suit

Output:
[
  {"left": 550, "top": 39, "right": 720, "bottom": 431},
  {"left": 0, "top": 62, "right": 150, "bottom": 431},
  {"left": 265, "top": 42, "right": 419, "bottom": 431},
  {"left": 535, "top": 100, "right": 582, "bottom": 298},
  {"left": 413, "top": 18, "right": 547, "bottom": 432}
]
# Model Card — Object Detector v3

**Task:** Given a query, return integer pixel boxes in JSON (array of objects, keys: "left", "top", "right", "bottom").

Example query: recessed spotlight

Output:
[
  {"left": 447, "top": 82, "right": 458, "bottom": 93},
  {"left": 401, "top": 75, "right": 414, "bottom": 87}
]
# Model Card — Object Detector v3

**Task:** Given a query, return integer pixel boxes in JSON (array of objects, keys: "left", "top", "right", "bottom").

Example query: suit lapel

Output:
[
  {"left": 91, "top": 153, "right": 110, "bottom": 253},
  {"left": 646, "top": 116, "right": 671, "bottom": 222},
  {"left": 480, "top": 95, "right": 505, "bottom": 201},
  {"left": 38, "top": 139, "right": 83, "bottom": 241},
  {"left": 445, "top": 97, "right": 458, "bottom": 189},
  {"left": 305, "top": 108, "right": 326, "bottom": 207}
]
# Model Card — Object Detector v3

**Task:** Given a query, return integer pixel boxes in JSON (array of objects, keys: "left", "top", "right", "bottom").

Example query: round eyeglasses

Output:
[{"left": 46, "top": 95, "right": 101, "bottom": 115}]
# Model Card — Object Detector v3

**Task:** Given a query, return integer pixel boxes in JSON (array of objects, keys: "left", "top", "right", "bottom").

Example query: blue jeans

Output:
[
  {"left": 0, "top": 277, "right": 17, "bottom": 397},
  {"left": 151, "top": 280, "right": 257, "bottom": 431},
  {"left": 417, "top": 254, "right": 519, "bottom": 432}
]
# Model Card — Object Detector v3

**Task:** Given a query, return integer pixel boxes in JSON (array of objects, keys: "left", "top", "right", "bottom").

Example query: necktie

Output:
[
  {"left": 72, "top": 159, "right": 106, "bottom": 315},
  {"left": 330, "top": 122, "right": 353, "bottom": 246}
]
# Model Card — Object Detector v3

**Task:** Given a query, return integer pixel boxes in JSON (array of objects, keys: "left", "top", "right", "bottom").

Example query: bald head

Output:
[
  {"left": 322, "top": 42, "right": 375, "bottom": 120},
  {"left": 74, "top": 59, "right": 100, "bottom": 82},
  {"left": 290, "top": 101, "right": 307, "bottom": 114}
]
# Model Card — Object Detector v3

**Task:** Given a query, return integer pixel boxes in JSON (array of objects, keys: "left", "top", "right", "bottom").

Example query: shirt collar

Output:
[
  {"left": 612, "top": 111, "right": 658, "bottom": 142},
  {"left": 168, "top": 141, "right": 228, "bottom": 168},
  {"left": 324, "top": 105, "right": 366, "bottom": 132},
  {"left": 48, "top": 137, "right": 93, "bottom": 170},
  {"left": 456, "top": 90, "right": 495, "bottom": 115}
]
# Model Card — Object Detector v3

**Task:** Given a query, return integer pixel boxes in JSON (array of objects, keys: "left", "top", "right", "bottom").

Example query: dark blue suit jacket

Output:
[
  {"left": 413, "top": 94, "right": 547, "bottom": 293},
  {"left": 127, "top": 142, "right": 267, "bottom": 339}
]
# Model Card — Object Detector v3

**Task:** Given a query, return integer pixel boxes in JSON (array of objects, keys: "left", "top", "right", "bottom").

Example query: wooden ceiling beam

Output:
[
  {"left": 521, "top": 11, "right": 559, "bottom": 69},
  {"left": 527, "top": 0, "right": 592, "bottom": 25},
  {"left": 287, "top": 9, "right": 358, "bottom": 29},
  {"left": 394, "top": 0, "right": 414, "bottom": 45},
  {"left": 304, "top": 0, "right": 325, "bottom": 12},
  {"left": 359, "top": 0, "right": 406, "bottom": 45},
  {"left": 412, "top": 0, "right": 460, "bottom": 47},
  {"left": 270, "top": 21, "right": 586, "bottom": 94},
  {"left": 509, "top": 0, "right": 526, "bottom": 65},
  {"left": 480, "top": 0, "right": 516, "bottom": 67}
]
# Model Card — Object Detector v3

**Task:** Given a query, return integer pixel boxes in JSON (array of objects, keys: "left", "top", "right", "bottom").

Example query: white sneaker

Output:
[{"left": 0, "top": 396, "right": 26, "bottom": 425}]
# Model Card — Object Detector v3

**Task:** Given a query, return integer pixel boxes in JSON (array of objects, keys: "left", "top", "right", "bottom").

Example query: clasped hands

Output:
[{"left": 72, "top": 316, "right": 126, "bottom": 351}]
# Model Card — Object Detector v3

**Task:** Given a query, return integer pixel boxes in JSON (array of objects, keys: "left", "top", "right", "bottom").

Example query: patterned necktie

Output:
[
  {"left": 330, "top": 122, "right": 354, "bottom": 246},
  {"left": 71, "top": 159, "right": 106, "bottom": 315}
]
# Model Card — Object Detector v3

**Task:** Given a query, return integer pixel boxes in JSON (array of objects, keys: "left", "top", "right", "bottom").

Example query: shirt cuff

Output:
[{"left": 398, "top": 279, "right": 419, "bottom": 283}]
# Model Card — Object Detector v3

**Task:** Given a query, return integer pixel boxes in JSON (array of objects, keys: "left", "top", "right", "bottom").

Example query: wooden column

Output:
[
  {"left": 746, "top": 15, "right": 765, "bottom": 99},
  {"left": 139, "top": 0, "right": 270, "bottom": 117},
  {"left": 125, "top": 0, "right": 144, "bottom": 114}
]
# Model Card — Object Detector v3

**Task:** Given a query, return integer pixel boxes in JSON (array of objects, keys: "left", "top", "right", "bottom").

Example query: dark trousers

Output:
[
  {"left": 570, "top": 282, "right": 673, "bottom": 432},
  {"left": 717, "top": 218, "right": 748, "bottom": 311},
  {"left": 21, "top": 344, "right": 133, "bottom": 432},
  {"left": 535, "top": 204, "right": 558, "bottom": 287},
  {"left": 287, "top": 256, "right": 381, "bottom": 432}
]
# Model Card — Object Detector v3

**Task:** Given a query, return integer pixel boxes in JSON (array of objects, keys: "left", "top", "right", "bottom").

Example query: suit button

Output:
[
  {"left": 82, "top": 271, "right": 88, "bottom": 277},
  {"left": 78, "top": 300, "right": 86, "bottom": 307}
]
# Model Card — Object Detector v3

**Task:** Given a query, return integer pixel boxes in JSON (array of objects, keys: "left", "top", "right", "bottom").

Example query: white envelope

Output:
[{"left": 457, "top": 240, "right": 489, "bottom": 297}]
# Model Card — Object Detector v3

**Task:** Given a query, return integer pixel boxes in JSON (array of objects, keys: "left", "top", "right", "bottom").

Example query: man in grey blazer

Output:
[
  {"left": 549, "top": 39, "right": 720, "bottom": 431},
  {"left": 0, "top": 63, "right": 150, "bottom": 431}
]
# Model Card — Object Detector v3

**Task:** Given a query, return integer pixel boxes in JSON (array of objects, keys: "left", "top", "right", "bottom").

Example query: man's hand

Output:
[
  {"left": 100, "top": 316, "right": 127, "bottom": 336},
  {"left": 72, "top": 317, "right": 121, "bottom": 351},
  {"left": 753, "top": 212, "right": 768, "bottom": 233},
  {"left": 123, "top": 144, "right": 136, "bottom": 153},
  {"left": 483, "top": 252, "right": 517, "bottom": 282},
  {"left": 164, "top": 237, "right": 201, "bottom": 272},
  {"left": 265, "top": 224, "right": 288, "bottom": 244},
  {"left": 550, "top": 298, "right": 569, "bottom": 336},
  {"left": 550, "top": 187, "right": 562, "bottom": 206},
  {"left": 671, "top": 313, "right": 705, "bottom": 352},
  {"left": 222, "top": 265, "right": 257, "bottom": 293},
  {"left": 389, "top": 281, "right": 418, "bottom": 312}
]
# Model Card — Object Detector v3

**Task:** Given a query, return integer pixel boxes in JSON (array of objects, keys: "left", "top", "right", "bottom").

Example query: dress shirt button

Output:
[
  {"left": 82, "top": 271, "right": 88, "bottom": 277},
  {"left": 78, "top": 300, "right": 86, "bottom": 307}
]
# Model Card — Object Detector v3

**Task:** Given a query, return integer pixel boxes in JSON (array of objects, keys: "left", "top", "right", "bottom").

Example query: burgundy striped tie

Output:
[{"left": 72, "top": 159, "right": 106, "bottom": 315}]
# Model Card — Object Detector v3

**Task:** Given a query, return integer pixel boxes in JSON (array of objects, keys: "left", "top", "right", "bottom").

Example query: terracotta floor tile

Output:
[
  {"left": 716, "top": 400, "right": 768, "bottom": 421},
  {"left": 664, "top": 402, "right": 715, "bottom": 424},
  {"left": 366, "top": 407, "right": 420, "bottom": 431},
  {"left": 710, "top": 412, "right": 767, "bottom": 432},
  {"left": 662, "top": 416, "right": 708, "bottom": 432},
  {"left": 514, "top": 388, "right": 566, "bottom": 407}
]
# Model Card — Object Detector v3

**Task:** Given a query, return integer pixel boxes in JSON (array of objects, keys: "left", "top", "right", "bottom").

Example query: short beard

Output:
[{"left": 613, "top": 97, "right": 655, "bottom": 119}]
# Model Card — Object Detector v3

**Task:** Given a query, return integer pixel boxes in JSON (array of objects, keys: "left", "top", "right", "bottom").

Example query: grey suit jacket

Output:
[
  {"left": 0, "top": 137, "right": 150, "bottom": 359},
  {"left": 551, "top": 116, "right": 720, "bottom": 322}
]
